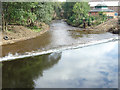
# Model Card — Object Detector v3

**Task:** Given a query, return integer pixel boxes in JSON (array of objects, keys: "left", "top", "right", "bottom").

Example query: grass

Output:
[
  {"left": 32, "top": 28, "right": 42, "bottom": 32},
  {"left": 29, "top": 26, "right": 43, "bottom": 32}
]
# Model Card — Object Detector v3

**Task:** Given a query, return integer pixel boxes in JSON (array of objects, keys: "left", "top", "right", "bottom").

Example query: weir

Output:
[{"left": 0, "top": 37, "right": 118, "bottom": 62}]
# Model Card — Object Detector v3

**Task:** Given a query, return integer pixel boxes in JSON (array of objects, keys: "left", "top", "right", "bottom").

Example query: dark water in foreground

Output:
[{"left": 2, "top": 41, "right": 118, "bottom": 88}]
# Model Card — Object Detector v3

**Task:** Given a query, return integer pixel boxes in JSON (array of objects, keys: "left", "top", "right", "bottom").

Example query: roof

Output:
[
  {"left": 89, "top": 2, "right": 115, "bottom": 12},
  {"left": 89, "top": 1, "right": 120, "bottom": 7},
  {"left": 96, "top": 3, "right": 107, "bottom": 7}
]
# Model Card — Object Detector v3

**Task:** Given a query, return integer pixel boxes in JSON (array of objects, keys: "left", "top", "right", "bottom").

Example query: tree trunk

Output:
[
  {"left": 2, "top": 13, "right": 5, "bottom": 31},
  {"left": 2, "top": 13, "right": 7, "bottom": 31}
]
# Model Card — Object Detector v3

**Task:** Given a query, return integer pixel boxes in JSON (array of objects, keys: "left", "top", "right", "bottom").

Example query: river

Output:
[
  {"left": 0, "top": 20, "right": 119, "bottom": 88},
  {"left": 1, "top": 20, "right": 118, "bottom": 61},
  {"left": 2, "top": 41, "right": 118, "bottom": 88}
]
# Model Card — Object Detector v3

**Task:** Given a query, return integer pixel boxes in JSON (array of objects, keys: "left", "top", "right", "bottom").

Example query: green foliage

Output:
[
  {"left": 35, "top": 2, "right": 54, "bottom": 24},
  {"left": 53, "top": 2, "right": 63, "bottom": 19},
  {"left": 63, "top": 2, "right": 76, "bottom": 19},
  {"left": 92, "top": 12, "right": 108, "bottom": 26},
  {"left": 73, "top": 2, "right": 90, "bottom": 16},
  {"left": 2, "top": 2, "right": 37, "bottom": 25},
  {"left": 2, "top": 2, "right": 64, "bottom": 31},
  {"left": 63, "top": 2, "right": 75, "bottom": 25},
  {"left": 2, "top": 2, "right": 57, "bottom": 26},
  {"left": 63, "top": 2, "right": 108, "bottom": 28},
  {"left": 2, "top": 2, "right": 108, "bottom": 31},
  {"left": 64, "top": 2, "right": 90, "bottom": 27}
]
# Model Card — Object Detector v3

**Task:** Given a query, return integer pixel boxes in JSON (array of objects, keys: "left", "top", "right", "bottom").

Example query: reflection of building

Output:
[
  {"left": 89, "top": 0, "right": 120, "bottom": 16},
  {"left": 89, "top": 3, "right": 118, "bottom": 18}
]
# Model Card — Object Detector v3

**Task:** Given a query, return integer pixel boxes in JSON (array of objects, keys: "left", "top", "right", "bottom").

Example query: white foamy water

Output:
[{"left": 0, "top": 37, "right": 118, "bottom": 62}]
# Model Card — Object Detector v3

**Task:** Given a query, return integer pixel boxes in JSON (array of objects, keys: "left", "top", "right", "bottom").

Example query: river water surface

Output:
[
  {"left": 1, "top": 20, "right": 118, "bottom": 60},
  {"left": 0, "top": 20, "right": 119, "bottom": 88},
  {"left": 2, "top": 41, "right": 118, "bottom": 88}
]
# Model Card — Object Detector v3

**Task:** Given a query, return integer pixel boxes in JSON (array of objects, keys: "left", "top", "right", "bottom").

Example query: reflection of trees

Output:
[
  {"left": 2, "top": 52, "right": 62, "bottom": 88},
  {"left": 0, "top": 63, "right": 2, "bottom": 89}
]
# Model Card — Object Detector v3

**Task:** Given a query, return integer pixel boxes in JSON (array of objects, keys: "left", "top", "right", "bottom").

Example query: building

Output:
[
  {"left": 89, "top": 0, "right": 120, "bottom": 16},
  {"left": 89, "top": 3, "right": 118, "bottom": 18}
]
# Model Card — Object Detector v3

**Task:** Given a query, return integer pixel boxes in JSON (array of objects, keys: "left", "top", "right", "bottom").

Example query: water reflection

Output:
[
  {"left": 2, "top": 41, "right": 118, "bottom": 88},
  {"left": 34, "top": 41, "right": 118, "bottom": 88},
  {"left": 2, "top": 52, "right": 62, "bottom": 88},
  {"left": 0, "top": 63, "right": 2, "bottom": 89}
]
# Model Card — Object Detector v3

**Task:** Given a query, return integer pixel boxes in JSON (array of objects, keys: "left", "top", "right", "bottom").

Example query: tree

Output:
[
  {"left": 2, "top": 2, "right": 38, "bottom": 31},
  {"left": 65, "top": 2, "right": 90, "bottom": 27},
  {"left": 62, "top": 2, "right": 76, "bottom": 19},
  {"left": 2, "top": 2, "right": 56, "bottom": 31},
  {"left": 35, "top": 2, "right": 54, "bottom": 24},
  {"left": 53, "top": 2, "right": 63, "bottom": 19}
]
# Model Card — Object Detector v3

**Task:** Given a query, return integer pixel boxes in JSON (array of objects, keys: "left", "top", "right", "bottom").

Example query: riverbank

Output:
[
  {"left": 88, "top": 18, "right": 119, "bottom": 33},
  {"left": 1, "top": 20, "right": 118, "bottom": 59},
  {"left": 0, "top": 23, "right": 49, "bottom": 46},
  {"left": 0, "top": 18, "right": 119, "bottom": 46},
  {"left": 66, "top": 18, "right": 119, "bottom": 34}
]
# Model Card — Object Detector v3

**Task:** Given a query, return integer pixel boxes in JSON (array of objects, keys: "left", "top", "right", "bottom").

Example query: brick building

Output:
[
  {"left": 89, "top": 0, "right": 120, "bottom": 16},
  {"left": 89, "top": 3, "right": 118, "bottom": 18}
]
